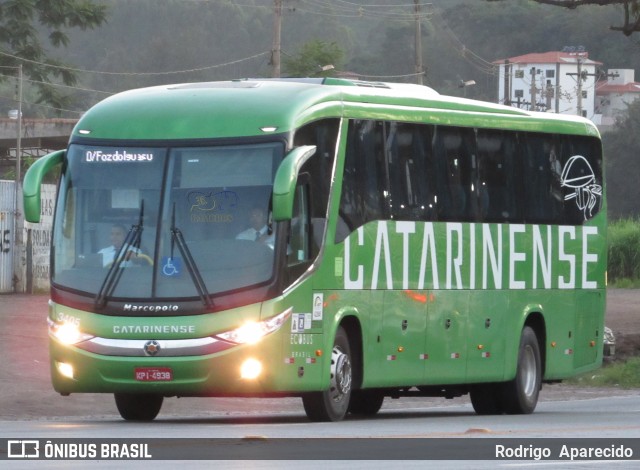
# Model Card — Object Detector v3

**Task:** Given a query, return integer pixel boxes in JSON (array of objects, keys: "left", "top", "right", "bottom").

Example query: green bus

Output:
[{"left": 23, "top": 78, "right": 606, "bottom": 422}]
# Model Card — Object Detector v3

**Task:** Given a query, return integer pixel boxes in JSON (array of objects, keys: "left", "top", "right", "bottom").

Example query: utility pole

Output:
[
  {"left": 565, "top": 54, "right": 615, "bottom": 117},
  {"left": 16, "top": 64, "right": 22, "bottom": 186},
  {"left": 503, "top": 60, "right": 511, "bottom": 106},
  {"left": 13, "top": 63, "right": 23, "bottom": 293},
  {"left": 530, "top": 67, "right": 538, "bottom": 111},
  {"left": 414, "top": 0, "right": 423, "bottom": 85},
  {"left": 576, "top": 57, "right": 583, "bottom": 116},
  {"left": 271, "top": 0, "right": 282, "bottom": 78}
]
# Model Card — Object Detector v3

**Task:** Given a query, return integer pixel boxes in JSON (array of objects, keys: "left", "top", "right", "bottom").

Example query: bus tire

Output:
[
  {"left": 470, "top": 384, "right": 504, "bottom": 415},
  {"left": 114, "top": 393, "right": 163, "bottom": 421},
  {"left": 302, "top": 326, "right": 352, "bottom": 422},
  {"left": 348, "top": 390, "right": 384, "bottom": 416},
  {"left": 502, "top": 326, "right": 542, "bottom": 414}
]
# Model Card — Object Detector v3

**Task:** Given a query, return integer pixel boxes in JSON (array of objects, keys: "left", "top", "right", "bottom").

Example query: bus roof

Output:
[{"left": 72, "top": 78, "right": 601, "bottom": 142}]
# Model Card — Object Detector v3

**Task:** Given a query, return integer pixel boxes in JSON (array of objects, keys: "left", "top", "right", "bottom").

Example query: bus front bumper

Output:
[{"left": 49, "top": 334, "right": 323, "bottom": 397}]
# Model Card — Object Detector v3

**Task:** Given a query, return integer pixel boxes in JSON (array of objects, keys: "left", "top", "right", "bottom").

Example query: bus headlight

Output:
[
  {"left": 48, "top": 318, "right": 94, "bottom": 345},
  {"left": 215, "top": 307, "right": 292, "bottom": 345}
]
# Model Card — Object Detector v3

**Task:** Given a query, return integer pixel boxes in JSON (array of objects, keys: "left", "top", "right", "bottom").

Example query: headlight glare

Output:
[
  {"left": 48, "top": 318, "right": 94, "bottom": 345},
  {"left": 215, "top": 307, "right": 292, "bottom": 344}
]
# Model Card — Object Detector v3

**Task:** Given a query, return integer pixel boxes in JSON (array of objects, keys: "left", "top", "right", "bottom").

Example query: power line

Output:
[
  {"left": 0, "top": 50, "right": 270, "bottom": 76},
  {"left": 0, "top": 72, "right": 112, "bottom": 96},
  {"left": 299, "top": 0, "right": 433, "bottom": 20},
  {"left": 430, "top": 8, "right": 497, "bottom": 77}
]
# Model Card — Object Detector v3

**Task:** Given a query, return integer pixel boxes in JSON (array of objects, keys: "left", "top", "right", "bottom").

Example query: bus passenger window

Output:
[
  {"left": 434, "top": 128, "right": 472, "bottom": 222},
  {"left": 523, "top": 135, "right": 552, "bottom": 223},
  {"left": 476, "top": 131, "right": 518, "bottom": 222},
  {"left": 338, "top": 120, "right": 386, "bottom": 242},
  {"left": 387, "top": 124, "right": 431, "bottom": 221},
  {"left": 558, "top": 136, "right": 603, "bottom": 224},
  {"left": 447, "top": 155, "right": 466, "bottom": 218}
]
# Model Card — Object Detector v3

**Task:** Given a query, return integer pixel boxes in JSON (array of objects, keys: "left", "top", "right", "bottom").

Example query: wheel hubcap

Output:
[
  {"left": 520, "top": 344, "right": 537, "bottom": 397},
  {"left": 330, "top": 345, "right": 352, "bottom": 402}
]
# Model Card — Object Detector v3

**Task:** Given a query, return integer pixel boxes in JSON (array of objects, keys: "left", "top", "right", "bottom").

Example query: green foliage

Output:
[
  {"left": 3, "top": 0, "right": 639, "bottom": 127},
  {"left": 0, "top": 0, "right": 107, "bottom": 113},
  {"left": 609, "top": 278, "right": 640, "bottom": 288},
  {"left": 608, "top": 218, "right": 640, "bottom": 282},
  {"left": 603, "top": 100, "right": 640, "bottom": 219},
  {"left": 570, "top": 358, "right": 640, "bottom": 388},
  {"left": 45, "top": 1, "right": 640, "bottom": 109},
  {"left": 2, "top": 156, "right": 58, "bottom": 183},
  {"left": 283, "top": 41, "right": 344, "bottom": 77}
]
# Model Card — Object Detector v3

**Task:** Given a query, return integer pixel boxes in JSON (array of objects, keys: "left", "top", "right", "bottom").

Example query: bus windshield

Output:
[{"left": 53, "top": 142, "right": 283, "bottom": 303}]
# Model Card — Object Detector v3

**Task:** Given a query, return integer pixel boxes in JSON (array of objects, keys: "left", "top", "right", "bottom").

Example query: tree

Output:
[
  {"left": 0, "top": 0, "right": 107, "bottom": 113},
  {"left": 601, "top": 99, "right": 640, "bottom": 219},
  {"left": 488, "top": 1, "right": 640, "bottom": 36},
  {"left": 283, "top": 41, "right": 344, "bottom": 77}
]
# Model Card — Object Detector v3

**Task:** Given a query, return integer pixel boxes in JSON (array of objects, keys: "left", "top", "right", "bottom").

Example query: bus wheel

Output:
[
  {"left": 114, "top": 393, "right": 163, "bottom": 421},
  {"left": 349, "top": 390, "right": 384, "bottom": 416},
  {"left": 502, "top": 326, "right": 541, "bottom": 414},
  {"left": 470, "top": 384, "right": 504, "bottom": 415},
  {"left": 302, "top": 326, "right": 352, "bottom": 422}
]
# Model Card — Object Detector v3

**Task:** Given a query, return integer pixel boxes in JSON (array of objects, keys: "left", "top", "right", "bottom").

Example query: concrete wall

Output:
[{"left": 0, "top": 180, "right": 56, "bottom": 293}]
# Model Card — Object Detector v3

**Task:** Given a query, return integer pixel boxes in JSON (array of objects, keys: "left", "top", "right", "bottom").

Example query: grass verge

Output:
[{"left": 568, "top": 358, "right": 640, "bottom": 388}]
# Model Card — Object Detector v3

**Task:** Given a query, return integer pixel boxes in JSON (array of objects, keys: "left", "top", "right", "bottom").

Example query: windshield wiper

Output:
[
  {"left": 95, "top": 200, "right": 145, "bottom": 309},
  {"left": 170, "top": 203, "right": 212, "bottom": 307}
]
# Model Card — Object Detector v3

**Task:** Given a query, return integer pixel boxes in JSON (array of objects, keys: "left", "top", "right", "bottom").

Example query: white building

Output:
[
  {"left": 594, "top": 69, "right": 640, "bottom": 131},
  {"left": 494, "top": 51, "right": 601, "bottom": 118}
]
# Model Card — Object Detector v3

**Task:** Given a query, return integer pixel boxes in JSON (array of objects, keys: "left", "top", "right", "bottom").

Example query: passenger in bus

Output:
[
  {"left": 98, "top": 224, "right": 143, "bottom": 267},
  {"left": 236, "top": 205, "right": 274, "bottom": 249}
]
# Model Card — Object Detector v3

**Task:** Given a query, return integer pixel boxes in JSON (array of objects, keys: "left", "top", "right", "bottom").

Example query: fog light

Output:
[
  {"left": 240, "top": 358, "right": 262, "bottom": 380},
  {"left": 57, "top": 362, "right": 74, "bottom": 379}
]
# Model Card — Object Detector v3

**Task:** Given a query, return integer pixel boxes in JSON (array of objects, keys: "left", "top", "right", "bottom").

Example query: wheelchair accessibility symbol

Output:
[{"left": 161, "top": 256, "right": 182, "bottom": 277}]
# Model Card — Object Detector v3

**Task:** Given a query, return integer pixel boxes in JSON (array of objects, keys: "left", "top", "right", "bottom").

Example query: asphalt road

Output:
[{"left": 2, "top": 395, "right": 640, "bottom": 469}]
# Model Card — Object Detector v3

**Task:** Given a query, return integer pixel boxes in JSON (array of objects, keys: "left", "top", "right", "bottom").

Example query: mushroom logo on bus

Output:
[{"left": 561, "top": 155, "right": 602, "bottom": 220}]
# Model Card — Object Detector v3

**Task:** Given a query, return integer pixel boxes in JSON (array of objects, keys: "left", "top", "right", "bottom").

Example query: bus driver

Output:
[
  {"left": 98, "top": 224, "right": 143, "bottom": 267},
  {"left": 236, "top": 205, "right": 274, "bottom": 248}
]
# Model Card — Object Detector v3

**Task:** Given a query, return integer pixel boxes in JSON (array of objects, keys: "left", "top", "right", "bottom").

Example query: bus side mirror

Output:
[
  {"left": 272, "top": 145, "right": 316, "bottom": 221},
  {"left": 23, "top": 149, "right": 65, "bottom": 223}
]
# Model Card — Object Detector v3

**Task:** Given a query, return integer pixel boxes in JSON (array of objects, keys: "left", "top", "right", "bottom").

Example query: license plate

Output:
[{"left": 134, "top": 367, "right": 173, "bottom": 382}]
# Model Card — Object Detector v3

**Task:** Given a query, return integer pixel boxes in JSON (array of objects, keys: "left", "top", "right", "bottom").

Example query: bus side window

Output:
[
  {"left": 387, "top": 124, "right": 432, "bottom": 221},
  {"left": 559, "top": 136, "right": 595, "bottom": 223},
  {"left": 338, "top": 121, "right": 361, "bottom": 237},
  {"left": 294, "top": 118, "right": 340, "bottom": 256},
  {"left": 286, "top": 182, "right": 312, "bottom": 281},
  {"left": 293, "top": 118, "right": 338, "bottom": 225},
  {"left": 561, "top": 136, "right": 603, "bottom": 223},
  {"left": 337, "top": 119, "right": 386, "bottom": 242},
  {"left": 365, "top": 121, "right": 387, "bottom": 221},
  {"left": 435, "top": 128, "right": 470, "bottom": 221},
  {"left": 523, "top": 135, "right": 550, "bottom": 223},
  {"left": 476, "top": 130, "right": 518, "bottom": 222}
]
